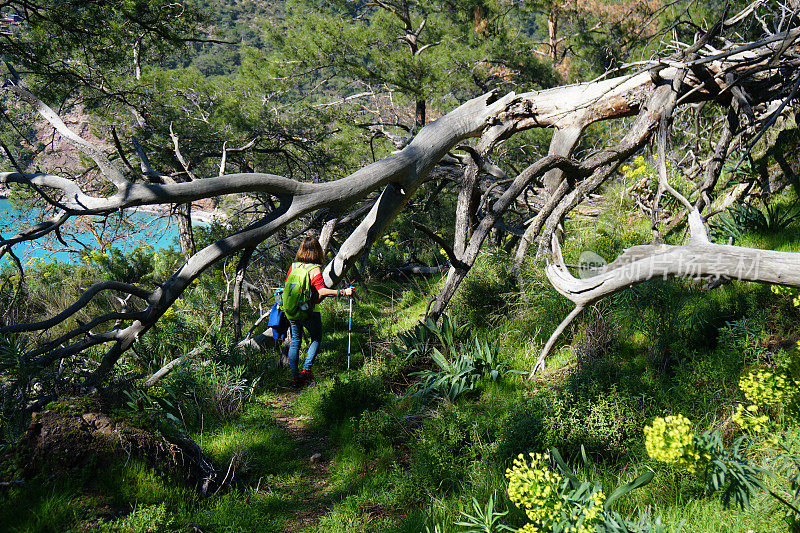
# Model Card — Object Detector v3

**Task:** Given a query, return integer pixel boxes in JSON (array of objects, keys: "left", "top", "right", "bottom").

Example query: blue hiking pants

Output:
[{"left": 287, "top": 312, "right": 322, "bottom": 379}]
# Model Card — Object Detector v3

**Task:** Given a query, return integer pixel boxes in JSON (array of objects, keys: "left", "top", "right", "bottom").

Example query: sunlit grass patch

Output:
[
  {"left": 197, "top": 397, "right": 301, "bottom": 478},
  {"left": 190, "top": 487, "right": 296, "bottom": 532}
]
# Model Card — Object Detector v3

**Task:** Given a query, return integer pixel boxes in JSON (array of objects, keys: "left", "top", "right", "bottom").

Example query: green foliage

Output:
[
  {"left": 45, "top": 395, "right": 100, "bottom": 417},
  {"left": 123, "top": 385, "right": 185, "bottom": 432},
  {"left": 0, "top": 334, "right": 35, "bottom": 440},
  {"left": 0, "top": 102, "right": 40, "bottom": 173},
  {"left": 731, "top": 362, "right": 799, "bottom": 435},
  {"left": 700, "top": 432, "right": 767, "bottom": 511},
  {"left": 712, "top": 203, "right": 768, "bottom": 243},
  {"left": 407, "top": 344, "right": 480, "bottom": 402},
  {"left": 317, "top": 373, "right": 390, "bottom": 425},
  {"left": 101, "top": 502, "right": 175, "bottom": 533},
  {"left": 397, "top": 314, "right": 520, "bottom": 403},
  {"left": 2, "top": 0, "right": 207, "bottom": 102},
  {"left": 389, "top": 319, "right": 430, "bottom": 361},
  {"left": 3, "top": 246, "right": 800, "bottom": 531},
  {"left": 128, "top": 63, "right": 349, "bottom": 181},
  {"left": 427, "top": 314, "right": 470, "bottom": 358},
  {"left": 0, "top": 333, "right": 31, "bottom": 389},
  {"left": 410, "top": 407, "right": 485, "bottom": 493},
  {"left": 611, "top": 278, "right": 765, "bottom": 371},
  {"left": 645, "top": 414, "right": 772, "bottom": 512},
  {"left": 774, "top": 440, "right": 800, "bottom": 523},
  {"left": 451, "top": 252, "right": 519, "bottom": 331},
  {"left": 351, "top": 407, "right": 403, "bottom": 453},
  {"left": 165, "top": 357, "right": 260, "bottom": 425},
  {"left": 0, "top": 479, "right": 86, "bottom": 532},
  {"left": 79, "top": 246, "right": 181, "bottom": 285},
  {"left": 406, "top": 337, "right": 520, "bottom": 403},
  {"left": 272, "top": 0, "right": 558, "bottom": 117},
  {"left": 511, "top": 259, "right": 575, "bottom": 343},
  {"left": 454, "top": 495, "right": 514, "bottom": 533},
  {"left": 0, "top": 456, "right": 200, "bottom": 533},
  {"left": 712, "top": 200, "right": 800, "bottom": 243},
  {"left": 7, "top": 6, "right": 794, "bottom": 533},
  {"left": 644, "top": 367, "right": 800, "bottom": 523},
  {"left": 498, "top": 387, "right": 645, "bottom": 462}
]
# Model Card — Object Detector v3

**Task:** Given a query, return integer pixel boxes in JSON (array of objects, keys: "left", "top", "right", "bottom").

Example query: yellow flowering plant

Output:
[
  {"left": 382, "top": 230, "right": 401, "bottom": 248},
  {"left": 739, "top": 368, "right": 792, "bottom": 407},
  {"left": 505, "top": 448, "right": 654, "bottom": 533},
  {"left": 730, "top": 367, "right": 797, "bottom": 438},
  {"left": 644, "top": 414, "right": 705, "bottom": 473},
  {"left": 644, "top": 414, "right": 765, "bottom": 510},
  {"left": 622, "top": 155, "right": 652, "bottom": 181},
  {"left": 729, "top": 365, "right": 800, "bottom": 520},
  {"left": 770, "top": 284, "right": 800, "bottom": 308},
  {"left": 731, "top": 404, "right": 769, "bottom": 434},
  {"left": 644, "top": 411, "right": 800, "bottom": 516}
]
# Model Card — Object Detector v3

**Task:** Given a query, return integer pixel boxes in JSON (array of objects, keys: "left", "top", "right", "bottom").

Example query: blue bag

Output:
[{"left": 267, "top": 302, "right": 289, "bottom": 340}]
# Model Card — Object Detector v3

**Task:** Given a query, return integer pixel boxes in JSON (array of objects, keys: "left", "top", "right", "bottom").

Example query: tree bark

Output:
[
  {"left": 176, "top": 203, "right": 195, "bottom": 256},
  {"left": 232, "top": 246, "right": 256, "bottom": 342},
  {"left": 548, "top": 7, "right": 559, "bottom": 62},
  {"left": 415, "top": 98, "right": 426, "bottom": 129}
]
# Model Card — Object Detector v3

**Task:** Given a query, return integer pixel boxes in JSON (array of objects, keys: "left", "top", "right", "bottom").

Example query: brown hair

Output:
[{"left": 295, "top": 234, "right": 324, "bottom": 265}]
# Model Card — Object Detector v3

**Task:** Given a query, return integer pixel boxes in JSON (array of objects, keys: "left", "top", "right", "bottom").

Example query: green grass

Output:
[
  {"left": 0, "top": 459, "right": 198, "bottom": 532},
  {"left": 736, "top": 229, "right": 800, "bottom": 253},
  {"left": 197, "top": 397, "right": 302, "bottom": 478}
]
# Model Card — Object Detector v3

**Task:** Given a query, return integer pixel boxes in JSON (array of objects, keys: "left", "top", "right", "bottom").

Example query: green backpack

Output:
[{"left": 280, "top": 262, "right": 318, "bottom": 321}]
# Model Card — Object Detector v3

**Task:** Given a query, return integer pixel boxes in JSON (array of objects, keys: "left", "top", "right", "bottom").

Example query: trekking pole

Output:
[{"left": 347, "top": 293, "right": 353, "bottom": 370}]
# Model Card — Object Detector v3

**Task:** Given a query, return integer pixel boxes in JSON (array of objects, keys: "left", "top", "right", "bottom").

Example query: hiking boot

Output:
[
  {"left": 290, "top": 376, "right": 304, "bottom": 389},
  {"left": 300, "top": 369, "right": 315, "bottom": 382}
]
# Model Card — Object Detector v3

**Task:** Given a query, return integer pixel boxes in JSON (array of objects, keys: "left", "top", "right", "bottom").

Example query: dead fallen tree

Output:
[{"left": 1, "top": 7, "right": 800, "bottom": 381}]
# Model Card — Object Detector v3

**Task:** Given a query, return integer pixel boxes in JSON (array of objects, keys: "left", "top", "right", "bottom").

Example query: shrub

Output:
[
  {"left": 451, "top": 252, "right": 519, "bottom": 331},
  {"left": 645, "top": 368, "right": 800, "bottom": 520},
  {"left": 503, "top": 449, "right": 656, "bottom": 533},
  {"left": 163, "top": 358, "right": 257, "bottom": 425},
  {"left": 498, "top": 387, "right": 645, "bottom": 461},
  {"left": 318, "top": 374, "right": 390, "bottom": 425},
  {"left": 512, "top": 261, "right": 574, "bottom": 342},
  {"left": 407, "top": 337, "right": 520, "bottom": 403},
  {"left": 410, "top": 408, "right": 483, "bottom": 493},
  {"left": 352, "top": 408, "right": 403, "bottom": 452},
  {"left": 574, "top": 304, "right": 620, "bottom": 370},
  {"left": 496, "top": 401, "right": 546, "bottom": 462},
  {"left": 194, "top": 361, "right": 253, "bottom": 419}
]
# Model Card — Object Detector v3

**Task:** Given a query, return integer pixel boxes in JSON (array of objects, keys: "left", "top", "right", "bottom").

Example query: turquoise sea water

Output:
[{"left": 0, "top": 197, "right": 183, "bottom": 264}]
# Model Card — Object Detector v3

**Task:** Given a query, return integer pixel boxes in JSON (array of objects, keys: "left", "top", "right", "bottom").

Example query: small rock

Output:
[
  {"left": 310, "top": 453, "right": 322, "bottom": 464},
  {"left": 82, "top": 413, "right": 115, "bottom": 433},
  {"left": 93, "top": 414, "right": 114, "bottom": 430}
]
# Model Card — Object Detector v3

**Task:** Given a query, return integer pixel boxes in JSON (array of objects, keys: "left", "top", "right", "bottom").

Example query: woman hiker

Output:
[{"left": 285, "top": 234, "right": 354, "bottom": 387}]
